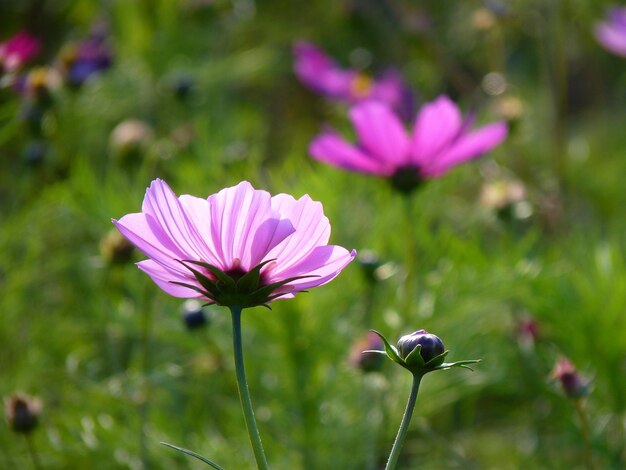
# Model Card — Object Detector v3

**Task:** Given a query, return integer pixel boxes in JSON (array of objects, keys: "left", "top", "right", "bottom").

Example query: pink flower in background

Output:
[
  {"left": 113, "top": 179, "right": 355, "bottom": 307},
  {"left": 310, "top": 96, "right": 508, "bottom": 193},
  {"left": 293, "top": 41, "right": 415, "bottom": 120},
  {"left": 594, "top": 7, "right": 626, "bottom": 57},
  {"left": 0, "top": 31, "right": 40, "bottom": 72}
]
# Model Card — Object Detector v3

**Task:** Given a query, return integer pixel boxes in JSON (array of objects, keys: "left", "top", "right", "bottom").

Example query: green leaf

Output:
[
  {"left": 182, "top": 260, "right": 236, "bottom": 288},
  {"left": 160, "top": 442, "right": 225, "bottom": 469},
  {"left": 236, "top": 259, "right": 275, "bottom": 292},
  {"left": 404, "top": 343, "right": 425, "bottom": 368},
  {"left": 169, "top": 281, "right": 216, "bottom": 302},
  {"left": 433, "top": 359, "right": 482, "bottom": 372},
  {"left": 369, "top": 330, "right": 404, "bottom": 365}
]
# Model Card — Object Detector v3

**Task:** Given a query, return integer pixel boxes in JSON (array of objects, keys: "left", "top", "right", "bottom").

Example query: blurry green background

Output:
[{"left": 1, "top": 0, "right": 626, "bottom": 468}]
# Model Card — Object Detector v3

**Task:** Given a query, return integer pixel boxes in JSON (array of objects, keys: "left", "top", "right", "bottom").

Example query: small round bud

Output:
[
  {"left": 551, "top": 357, "right": 589, "bottom": 400},
  {"left": 109, "top": 119, "right": 154, "bottom": 161},
  {"left": 348, "top": 331, "right": 385, "bottom": 373},
  {"left": 397, "top": 330, "right": 445, "bottom": 364},
  {"left": 181, "top": 300, "right": 208, "bottom": 330},
  {"left": 5, "top": 393, "right": 42, "bottom": 434},
  {"left": 100, "top": 229, "right": 134, "bottom": 264},
  {"left": 22, "top": 140, "right": 47, "bottom": 166},
  {"left": 358, "top": 250, "right": 382, "bottom": 284}
]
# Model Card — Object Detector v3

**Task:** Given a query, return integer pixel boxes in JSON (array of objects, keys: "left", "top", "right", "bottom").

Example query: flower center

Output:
[
  {"left": 350, "top": 73, "right": 373, "bottom": 98},
  {"left": 390, "top": 166, "right": 424, "bottom": 195}
]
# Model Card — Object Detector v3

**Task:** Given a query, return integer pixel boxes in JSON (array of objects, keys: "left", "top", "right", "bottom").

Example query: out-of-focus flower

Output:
[
  {"left": 59, "top": 32, "right": 112, "bottom": 87},
  {"left": 293, "top": 41, "right": 415, "bottom": 120},
  {"left": 18, "top": 67, "right": 62, "bottom": 104},
  {"left": 480, "top": 180, "right": 526, "bottom": 210},
  {"left": 109, "top": 119, "right": 154, "bottom": 159},
  {"left": 310, "top": 96, "right": 508, "bottom": 194},
  {"left": 181, "top": 299, "right": 209, "bottom": 330},
  {"left": 595, "top": 7, "right": 626, "bottom": 57},
  {"left": 515, "top": 314, "right": 540, "bottom": 350},
  {"left": 480, "top": 179, "right": 531, "bottom": 222},
  {"left": 551, "top": 357, "right": 590, "bottom": 399},
  {"left": 22, "top": 140, "right": 48, "bottom": 166},
  {"left": 0, "top": 31, "right": 40, "bottom": 72},
  {"left": 113, "top": 179, "right": 356, "bottom": 308},
  {"left": 358, "top": 249, "right": 396, "bottom": 284},
  {"left": 348, "top": 331, "right": 385, "bottom": 372},
  {"left": 100, "top": 228, "right": 135, "bottom": 264},
  {"left": 5, "top": 393, "right": 42, "bottom": 434},
  {"left": 492, "top": 95, "right": 525, "bottom": 122},
  {"left": 472, "top": 8, "right": 497, "bottom": 31}
]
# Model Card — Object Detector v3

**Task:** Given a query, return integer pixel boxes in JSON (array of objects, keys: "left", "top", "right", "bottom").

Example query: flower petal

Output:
[
  {"left": 349, "top": 101, "right": 410, "bottom": 166},
  {"left": 208, "top": 181, "right": 294, "bottom": 271},
  {"left": 137, "top": 260, "right": 203, "bottom": 299},
  {"left": 269, "top": 245, "right": 357, "bottom": 291},
  {"left": 309, "top": 129, "right": 391, "bottom": 175},
  {"left": 141, "top": 179, "right": 215, "bottom": 263},
  {"left": 113, "top": 213, "right": 188, "bottom": 276},
  {"left": 265, "top": 193, "right": 331, "bottom": 272},
  {"left": 410, "top": 96, "right": 462, "bottom": 165},
  {"left": 293, "top": 41, "right": 354, "bottom": 99},
  {"left": 426, "top": 122, "right": 508, "bottom": 177},
  {"left": 595, "top": 22, "right": 626, "bottom": 56}
]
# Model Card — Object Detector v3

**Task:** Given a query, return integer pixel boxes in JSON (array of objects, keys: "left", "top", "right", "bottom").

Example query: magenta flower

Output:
[
  {"left": 113, "top": 179, "right": 356, "bottom": 308},
  {"left": 0, "top": 31, "right": 40, "bottom": 72},
  {"left": 310, "top": 96, "right": 508, "bottom": 194},
  {"left": 293, "top": 41, "right": 415, "bottom": 120},
  {"left": 594, "top": 7, "right": 626, "bottom": 57}
]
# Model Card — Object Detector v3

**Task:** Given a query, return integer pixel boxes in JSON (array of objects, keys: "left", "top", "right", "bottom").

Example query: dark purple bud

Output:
[
  {"left": 5, "top": 393, "right": 42, "bottom": 434},
  {"left": 551, "top": 357, "right": 589, "bottom": 399},
  {"left": 181, "top": 300, "right": 208, "bottom": 330},
  {"left": 397, "top": 330, "right": 445, "bottom": 364},
  {"left": 99, "top": 229, "right": 134, "bottom": 264},
  {"left": 348, "top": 331, "right": 385, "bottom": 373}
]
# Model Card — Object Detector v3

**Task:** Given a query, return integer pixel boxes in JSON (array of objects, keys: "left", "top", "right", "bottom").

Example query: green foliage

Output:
[{"left": 1, "top": 0, "right": 626, "bottom": 468}]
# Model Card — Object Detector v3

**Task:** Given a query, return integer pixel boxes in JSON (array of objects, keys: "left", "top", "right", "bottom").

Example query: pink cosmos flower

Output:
[
  {"left": 594, "top": 7, "right": 626, "bottom": 57},
  {"left": 113, "top": 179, "right": 356, "bottom": 307},
  {"left": 309, "top": 96, "right": 508, "bottom": 193},
  {"left": 293, "top": 41, "right": 415, "bottom": 121},
  {"left": 0, "top": 31, "right": 40, "bottom": 72}
]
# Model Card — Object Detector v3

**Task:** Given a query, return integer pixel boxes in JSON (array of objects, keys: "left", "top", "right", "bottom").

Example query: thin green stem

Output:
[
  {"left": 25, "top": 435, "right": 41, "bottom": 470},
  {"left": 230, "top": 306, "right": 269, "bottom": 470},
  {"left": 401, "top": 195, "right": 418, "bottom": 318},
  {"left": 385, "top": 373, "right": 423, "bottom": 470},
  {"left": 574, "top": 399, "right": 595, "bottom": 470}
]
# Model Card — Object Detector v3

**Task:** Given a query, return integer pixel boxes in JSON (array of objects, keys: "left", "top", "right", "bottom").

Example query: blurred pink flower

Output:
[
  {"left": 293, "top": 41, "right": 415, "bottom": 120},
  {"left": 113, "top": 179, "right": 355, "bottom": 307},
  {"left": 0, "top": 31, "right": 40, "bottom": 72},
  {"left": 551, "top": 357, "right": 589, "bottom": 399},
  {"left": 594, "top": 7, "right": 626, "bottom": 57},
  {"left": 310, "top": 96, "right": 508, "bottom": 193}
]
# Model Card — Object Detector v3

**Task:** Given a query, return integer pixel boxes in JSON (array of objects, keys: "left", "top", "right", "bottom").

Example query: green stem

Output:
[
  {"left": 229, "top": 306, "right": 269, "bottom": 470},
  {"left": 574, "top": 398, "right": 595, "bottom": 470},
  {"left": 385, "top": 373, "right": 423, "bottom": 470},
  {"left": 401, "top": 195, "right": 418, "bottom": 318},
  {"left": 25, "top": 435, "right": 41, "bottom": 470}
]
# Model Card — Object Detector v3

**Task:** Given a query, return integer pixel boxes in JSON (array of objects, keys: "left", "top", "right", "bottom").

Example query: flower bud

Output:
[
  {"left": 348, "top": 331, "right": 385, "bottom": 373},
  {"left": 551, "top": 357, "right": 589, "bottom": 399},
  {"left": 397, "top": 329, "right": 445, "bottom": 365},
  {"left": 99, "top": 229, "right": 134, "bottom": 264},
  {"left": 5, "top": 393, "right": 42, "bottom": 434},
  {"left": 181, "top": 299, "right": 208, "bottom": 330}
]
